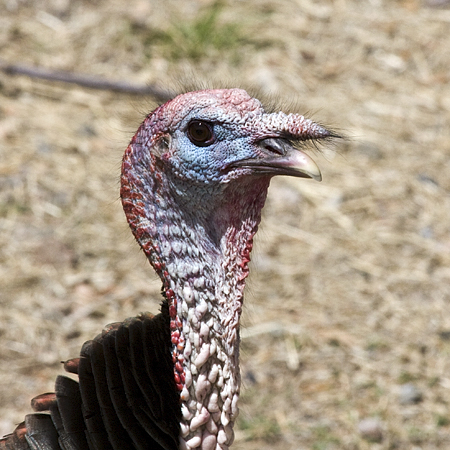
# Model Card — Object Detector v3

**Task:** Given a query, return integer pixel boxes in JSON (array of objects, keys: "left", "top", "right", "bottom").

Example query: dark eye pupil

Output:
[{"left": 187, "top": 121, "right": 213, "bottom": 146}]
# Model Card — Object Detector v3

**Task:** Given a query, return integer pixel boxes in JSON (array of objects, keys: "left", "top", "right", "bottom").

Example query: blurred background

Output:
[{"left": 1, "top": 0, "right": 450, "bottom": 448}]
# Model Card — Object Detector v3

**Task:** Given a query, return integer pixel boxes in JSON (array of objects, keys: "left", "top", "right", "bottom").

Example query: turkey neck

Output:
[{"left": 122, "top": 140, "right": 271, "bottom": 450}]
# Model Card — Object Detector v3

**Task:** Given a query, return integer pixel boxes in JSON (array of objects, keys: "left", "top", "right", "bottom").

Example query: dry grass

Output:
[{"left": 1, "top": 0, "right": 450, "bottom": 449}]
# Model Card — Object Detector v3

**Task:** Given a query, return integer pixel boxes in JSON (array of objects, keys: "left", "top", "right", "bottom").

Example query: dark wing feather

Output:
[
  {"left": 88, "top": 338, "right": 129, "bottom": 450},
  {"left": 142, "top": 309, "right": 182, "bottom": 440},
  {"left": 48, "top": 402, "right": 80, "bottom": 450},
  {"left": 115, "top": 319, "right": 168, "bottom": 450},
  {"left": 128, "top": 318, "right": 164, "bottom": 420},
  {"left": 0, "top": 423, "right": 29, "bottom": 450},
  {"left": 1, "top": 304, "right": 181, "bottom": 450},
  {"left": 97, "top": 330, "right": 139, "bottom": 450},
  {"left": 24, "top": 415, "right": 60, "bottom": 450},
  {"left": 54, "top": 376, "right": 88, "bottom": 450},
  {"left": 78, "top": 342, "right": 112, "bottom": 450}
]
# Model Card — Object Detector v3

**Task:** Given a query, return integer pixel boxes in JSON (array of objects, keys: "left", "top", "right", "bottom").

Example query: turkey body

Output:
[{"left": 1, "top": 89, "right": 334, "bottom": 450}]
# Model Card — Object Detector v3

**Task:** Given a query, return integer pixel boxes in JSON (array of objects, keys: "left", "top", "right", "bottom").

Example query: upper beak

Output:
[{"left": 230, "top": 138, "right": 322, "bottom": 182}]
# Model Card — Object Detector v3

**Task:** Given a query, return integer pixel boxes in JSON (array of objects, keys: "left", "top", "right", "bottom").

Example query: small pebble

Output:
[
  {"left": 399, "top": 383, "right": 423, "bottom": 404},
  {"left": 358, "top": 418, "right": 383, "bottom": 442}
]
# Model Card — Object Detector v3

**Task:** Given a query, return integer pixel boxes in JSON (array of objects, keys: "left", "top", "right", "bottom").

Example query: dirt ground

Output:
[{"left": 1, "top": 0, "right": 450, "bottom": 449}]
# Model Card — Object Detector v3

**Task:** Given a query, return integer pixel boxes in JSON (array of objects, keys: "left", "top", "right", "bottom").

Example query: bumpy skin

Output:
[{"left": 1, "top": 88, "right": 332, "bottom": 450}]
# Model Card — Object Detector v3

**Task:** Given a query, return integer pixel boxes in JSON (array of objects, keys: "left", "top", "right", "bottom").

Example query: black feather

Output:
[
  {"left": 115, "top": 319, "right": 168, "bottom": 450},
  {"left": 24, "top": 414, "right": 60, "bottom": 450},
  {"left": 0, "top": 423, "right": 29, "bottom": 450},
  {"left": 78, "top": 343, "right": 111, "bottom": 450},
  {"left": 4, "top": 306, "right": 181, "bottom": 450},
  {"left": 142, "top": 305, "right": 181, "bottom": 441},
  {"left": 54, "top": 376, "right": 87, "bottom": 450},
  {"left": 102, "top": 329, "right": 150, "bottom": 450},
  {"left": 89, "top": 334, "right": 131, "bottom": 450},
  {"left": 49, "top": 398, "right": 79, "bottom": 450}
]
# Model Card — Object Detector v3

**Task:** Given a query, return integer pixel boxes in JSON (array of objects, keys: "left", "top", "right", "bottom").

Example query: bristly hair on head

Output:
[{"left": 134, "top": 73, "right": 344, "bottom": 160}]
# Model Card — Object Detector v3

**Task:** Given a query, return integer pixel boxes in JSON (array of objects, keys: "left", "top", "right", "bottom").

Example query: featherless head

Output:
[
  {"left": 121, "top": 88, "right": 333, "bottom": 276},
  {"left": 125, "top": 88, "right": 330, "bottom": 181}
]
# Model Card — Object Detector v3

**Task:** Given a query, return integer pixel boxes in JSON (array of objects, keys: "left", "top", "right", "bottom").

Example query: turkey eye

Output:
[{"left": 187, "top": 120, "right": 214, "bottom": 146}]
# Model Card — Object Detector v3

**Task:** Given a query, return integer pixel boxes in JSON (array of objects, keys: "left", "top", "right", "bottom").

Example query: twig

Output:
[
  {"left": 425, "top": 0, "right": 450, "bottom": 6},
  {"left": 0, "top": 59, "right": 174, "bottom": 102}
]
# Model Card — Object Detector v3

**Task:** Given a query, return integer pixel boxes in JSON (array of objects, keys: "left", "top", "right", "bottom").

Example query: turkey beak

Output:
[{"left": 242, "top": 138, "right": 321, "bottom": 181}]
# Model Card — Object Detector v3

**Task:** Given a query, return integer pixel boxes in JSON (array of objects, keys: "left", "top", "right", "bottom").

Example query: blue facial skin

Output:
[
  {"left": 169, "top": 124, "right": 260, "bottom": 185},
  {"left": 161, "top": 101, "right": 270, "bottom": 184}
]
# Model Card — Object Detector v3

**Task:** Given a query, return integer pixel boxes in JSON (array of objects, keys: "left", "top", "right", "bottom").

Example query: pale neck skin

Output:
[
  {"left": 167, "top": 178, "right": 270, "bottom": 450},
  {"left": 122, "top": 139, "right": 271, "bottom": 450}
]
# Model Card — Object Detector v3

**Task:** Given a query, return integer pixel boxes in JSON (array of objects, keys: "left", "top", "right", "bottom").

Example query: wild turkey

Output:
[{"left": 1, "top": 88, "right": 334, "bottom": 450}]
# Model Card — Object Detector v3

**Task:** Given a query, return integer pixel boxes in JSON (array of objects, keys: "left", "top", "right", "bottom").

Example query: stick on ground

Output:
[{"left": 0, "top": 60, "right": 174, "bottom": 102}]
